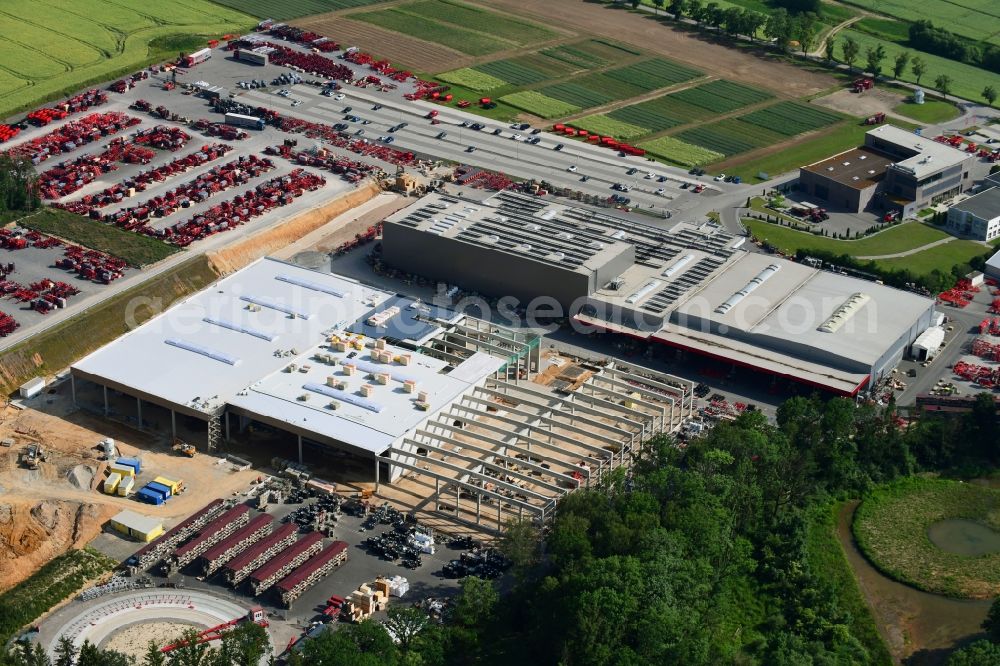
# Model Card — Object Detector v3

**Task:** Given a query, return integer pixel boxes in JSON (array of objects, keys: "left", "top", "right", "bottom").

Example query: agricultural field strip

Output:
[
  {"left": 0, "top": 0, "right": 254, "bottom": 117},
  {"left": 352, "top": 8, "right": 513, "bottom": 56},
  {"left": 835, "top": 0, "right": 1000, "bottom": 45},
  {"left": 739, "top": 101, "right": 843, "bottom": 137},
  {"left": 402, "top": 0, "right": 557, "bottom": 45},
  {"left": 499, "top": 90, "right": 580, "bottom": 118},
  {"left": 639, "top": 135, "right": 724, "bottom": 167},
  {"left": 208, "top": 0, "right": 392, "bottom": 20}
]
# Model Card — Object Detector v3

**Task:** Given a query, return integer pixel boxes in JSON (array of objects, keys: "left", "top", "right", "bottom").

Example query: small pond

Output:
[{"left": 927, "top": 519, "right": 1000, "bottom": 556}]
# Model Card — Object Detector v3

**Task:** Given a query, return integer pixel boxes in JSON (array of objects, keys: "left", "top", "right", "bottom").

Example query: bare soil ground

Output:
[
  {"left": 103, "top": 622, "right": 195, "bottom": 660},
  {"left": 290, "top": 17, "right": 470, "bottom": 73},
  {"left": 0, "top": 396, "right": 258, "bottom": 592},
  {"left": 814, "top": 87, "right": 908, "bottom": 119},
  {"left": 475, "top": 0, "right": 836, "bottom": 97}
]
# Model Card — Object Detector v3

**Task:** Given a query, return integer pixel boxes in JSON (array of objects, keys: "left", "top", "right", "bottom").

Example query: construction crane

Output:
[
  {"left": 173, "top": 439, "right": 196, "bottom": 457},
  {"left": 160, "top": 607, "right": 267, "bottom": 652}
]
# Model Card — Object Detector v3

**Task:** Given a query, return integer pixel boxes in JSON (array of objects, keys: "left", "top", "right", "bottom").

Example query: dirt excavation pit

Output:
[
  {"left": 102, "top": 621, "right": 198, "bottom": 660},
  {"left": 813, "top": 87, "right": 907, "bottom": 118}
]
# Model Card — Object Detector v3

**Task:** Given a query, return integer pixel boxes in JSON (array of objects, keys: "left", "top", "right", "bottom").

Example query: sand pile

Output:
[{"left": 67, "top": 464, "right": 95, "bottom": 490}]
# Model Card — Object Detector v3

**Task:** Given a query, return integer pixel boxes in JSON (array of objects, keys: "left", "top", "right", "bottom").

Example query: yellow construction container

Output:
[
  {"left": 109, "top": 462, "right": 135, "bottom": 478},
  {"left": 103, "top": 472, "right": 121, "bottom": 495},
  {"left": 117, "top": 476, "right": 135, "bottom": 497},
  {"left": 154, "top": 476, "right": 183, "bottom": 495}
]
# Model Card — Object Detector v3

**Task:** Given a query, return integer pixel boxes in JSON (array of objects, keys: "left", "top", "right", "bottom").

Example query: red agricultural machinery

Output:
[
  {"left": 3, "top": 112, "right": 140, "bottom": 165},
  {"left": 953, "top": 360, "right": 1000, "bottom": 388},
  {"left": 852, "top": 78, "right": 874, "bottom": 93}
]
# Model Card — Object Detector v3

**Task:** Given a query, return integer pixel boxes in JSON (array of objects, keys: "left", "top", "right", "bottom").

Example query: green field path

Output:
[
  {"left": 743, "top": 218, "right": 950, "bottom": 256},
  {"left": 855, "top": 236, "right": 956, "bottom": 260}
]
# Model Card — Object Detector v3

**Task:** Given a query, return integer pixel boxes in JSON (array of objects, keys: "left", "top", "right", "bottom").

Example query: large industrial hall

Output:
[
  {"left": 382, "top": 192, "right": 937, "bottom": 396},
  {"left": 70, "top": 258, "right": 691, "bottom": 529}
]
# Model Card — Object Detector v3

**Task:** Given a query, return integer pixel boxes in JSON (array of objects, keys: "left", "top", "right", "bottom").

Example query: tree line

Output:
[{"left": 0, "top": 154, "right": 39, "bottom": 216}]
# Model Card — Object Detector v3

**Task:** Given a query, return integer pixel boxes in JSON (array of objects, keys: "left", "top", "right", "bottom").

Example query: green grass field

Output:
[
  {"left": 438, "top": 68, "right": 508, "bottom": 92},
  {"left": 834, "top": 0, "right": 1000, "bottom": 46},
  {"left": 743, "top": 218, "right": 951, "bottom": 256},
  {"left": 0, "top": 0, "right": 255, "bottom": 120},
  {"left": 837, "top": 29, "right": 997, "bottom": 104},
  {"left": 574, "top": 114, "right": 648, "bottom": 140},
  {"left": 4, "top": 208, "right": 178, "bottom": 267},
  {"left": 207, "top": 0, "right": 391, "bottom": 19},
  {"left": 354, "top": 0, "right": 555, "bottom": 56},
  {"left": 876, "top": 240, "right": 989, "bottom": 275},
  {"left": 853, "top": 478, "right": 1000, "bottom": 598},
  {"left": 723, "top": 121, "right": 921, "bottom": 182},
  {"left": 892, "top": 99, "right": 961, "bottom": 124}
]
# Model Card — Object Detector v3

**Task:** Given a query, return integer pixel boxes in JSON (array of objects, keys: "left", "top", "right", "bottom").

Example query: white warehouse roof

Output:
[{"left": 72, "top": 258, "right": 455, "bottom": 417}]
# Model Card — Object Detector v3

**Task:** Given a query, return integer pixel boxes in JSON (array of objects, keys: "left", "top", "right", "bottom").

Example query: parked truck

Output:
[
  {"left": 182, "top": 48, "right": 212, "bottom": 68},
  {"left": 225, "top": 113, "right": 264, "bottom": 131}
]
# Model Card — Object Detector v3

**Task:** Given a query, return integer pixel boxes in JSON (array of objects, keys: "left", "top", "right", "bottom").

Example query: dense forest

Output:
[{"left": 3, "top": 394, "right": 999, "bottom": 665}]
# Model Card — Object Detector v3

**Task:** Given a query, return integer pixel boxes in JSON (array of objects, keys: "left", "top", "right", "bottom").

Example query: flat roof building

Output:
[
  {"left": 72, "top": 258, "right": 690, "bottom": 527},
  {"left": 382, "top": 192, "right": 937, "bottom": 396},
  {"left": 799, "top": 125, "right": 974, "bottom": 217},
  {"left": 946, "top": 187, "right": 1000, "bottom": 241}
]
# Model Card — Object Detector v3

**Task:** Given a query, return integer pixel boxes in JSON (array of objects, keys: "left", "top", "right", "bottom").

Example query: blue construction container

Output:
[
  {"left": 117, "top": 457, "right": 141, "bottom": 474},
  {"left": 136, "top": 488, "right": 164, "bottom": 505},
  {"left": 146, "top": 481, "right": 172, "bottom": 499}
]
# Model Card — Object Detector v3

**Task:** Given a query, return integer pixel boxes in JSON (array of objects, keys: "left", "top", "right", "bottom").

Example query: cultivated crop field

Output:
[
  {"left": 500, "top": 91, "right": 580, "bottom": 118},
  {"left": 573, "top": 115, "right": 648, "bottom": 140},
  {"left": 207, "top": 0, "right": 391, "bottom": 20},
  {"left": 638, "top": 135, "right": 724, "bottom": 166},
  {"left": 538, "top": 82, "right": 616, "bottom": 109},
  {"left": 670, "top": 80, "right": 773, "bottom": 114},
  {"left": 438, "top": 68, "right": 508, "bottom": 92},
  {"left": 475, "top": 59, "right": 550, "bottom": 86},
  {"left": 540, "top": 40, "right": 641, "bottom": 69},
  {"left": 606, "top": 58, "right": 703, "bottom": 91},
  {"left": 353, "top": 0, "right": 557, "bottom": 56},
  {"left": 740, "top": 101, "right": 843, "bottom": 136},
  {"left": 0, "top": 0, "right": 254, "bottom": 120}
]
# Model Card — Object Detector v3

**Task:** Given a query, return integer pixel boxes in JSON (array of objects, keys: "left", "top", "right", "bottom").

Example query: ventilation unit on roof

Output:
[
  {"left": 539, "top": 210, "right": 557, "bottom": 221},
  {"left": 275, "top": 274, "right": 347, "bottom": 298},
  {"left": 843, "top": 161, "right": 851, "bottom": 166},
  {"left": 525, "top": 223, "right": 541, "bottom": 232},
  {"left": 303, "top": 383, "right": 383, "bottom": 412},
  {"left": 590, "top": 241, "right": 605, "bottom": 250},
  {"left": 818, "top": 292, "right": 870, "bottom": 333},
  {"left": 202, "top": 317, "right": 276, "bottom": 341},
  {"left": 859, "top": 155, "right": 867, "bottom": 160},
  {"left": 547, "top": 251, "right": 566, "bottom": 262},
  {"left": 481, "top": 234, "right": 499, "bottom": 244},
  {"left": 557, "top": 232, "right": 573, "bottom": 240},
  {"left": 610, "top": 230, "right": 628, "bottom": 240},
  {"left": 827, "top": 166, "right": 835, "bottom": 171},
  {"left": 715, "top": 264, "right": 781, "bottom": 314},
  {"left": 626, "top": 280, "right": 662, "bottom": 305},
  {"left": 165, "top": 339, "right": 241, "bottom": 366},
  {"left": 516, "top": 243, "right": 533, "bottom": 253},
  {"left": 868, "top": 170, "right": 876, "bottom": 174},
  {"left": 239, "top": 295, "right": 313, "bottom": 319},
  {"left": 606, "top": 277, "right": 626, "bottom": 291},
  {"left": 662, "top": 254, "right": 694, "bottom": 278}
]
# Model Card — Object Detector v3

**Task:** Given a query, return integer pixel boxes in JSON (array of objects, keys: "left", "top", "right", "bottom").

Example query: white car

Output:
[
  {"left": 510, "top": 134, "right": 522, "bottom": 141},
  {"left": 333, "top": 93, "right": 345, "bottom": 101},
  {"left": 714, "top": 173, "right": 726, "bottom": 182},
  {"left": 645, "top": 172, "right": 655, "bottom": 179},
  {"left": 291, "top": 100, "right": 302, "bottom": 107},
  {"left": 655, "top": 188, "right": 665, "bottom": 196},
  {"left": 567, "top": 165, "right": 577, "bottom": 172}
]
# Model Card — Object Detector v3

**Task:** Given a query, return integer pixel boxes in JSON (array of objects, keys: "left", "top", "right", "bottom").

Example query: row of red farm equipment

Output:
[
  {"left": 109, "top": 71, "right": 150, "bottom": 94},
  {"left": 56, "top": 144, "right": 233, "bottom": 215},
  {"left": 275, "top": 117, "right": 417, "bottom": 167},
  {"left": 38, "top": 132, "right": 192, "bottom": 200},
  {"left": 98, "top": 155, "right": 276, "bottom": 230},
  {"left": 0, "top": 229, "right": 63, "bottom": 251},
  {"left": 979, "top": 318, "right": 1000, "bottom": 336},
  {"left": 933, "top": 134, "right": 1000, "bottom": 161},
  {"left": 153, "top": 169, "right": 326, "bottom": 247},
  {"left": 454, "top": 166, "right": 514, "bottom": 191},
  {"left": 56, "top": 245, "right": 127, "bottom": 282},
  {"left": 3, "top": 112, "right": 140, "bottom": 165},
  {"left": 193, "top": 119, "right": 249, "bottom": 141},
  {"left": 938, "top": 278, "right": 980, "bottom": 308},
  {"left": 6, "top": 279, "right": 81, "bottom": 314},
  {"left": 552, "top": 124, "right": 646, "bottom": 156},
  {"left": 0, "top": 89, "right": 109, "bottom": 145},
  {"left": 0, "top": 312, "right": 17, "bottom": 336},
  {"left": 973, "top": 337, "right": 1000, "bottom": 362},
  {"left": 953, "top": 360, "right": 1000, "bottom": 388},
  {"left": 265, "top": 145, "right": 378, "bottom": 184}
]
